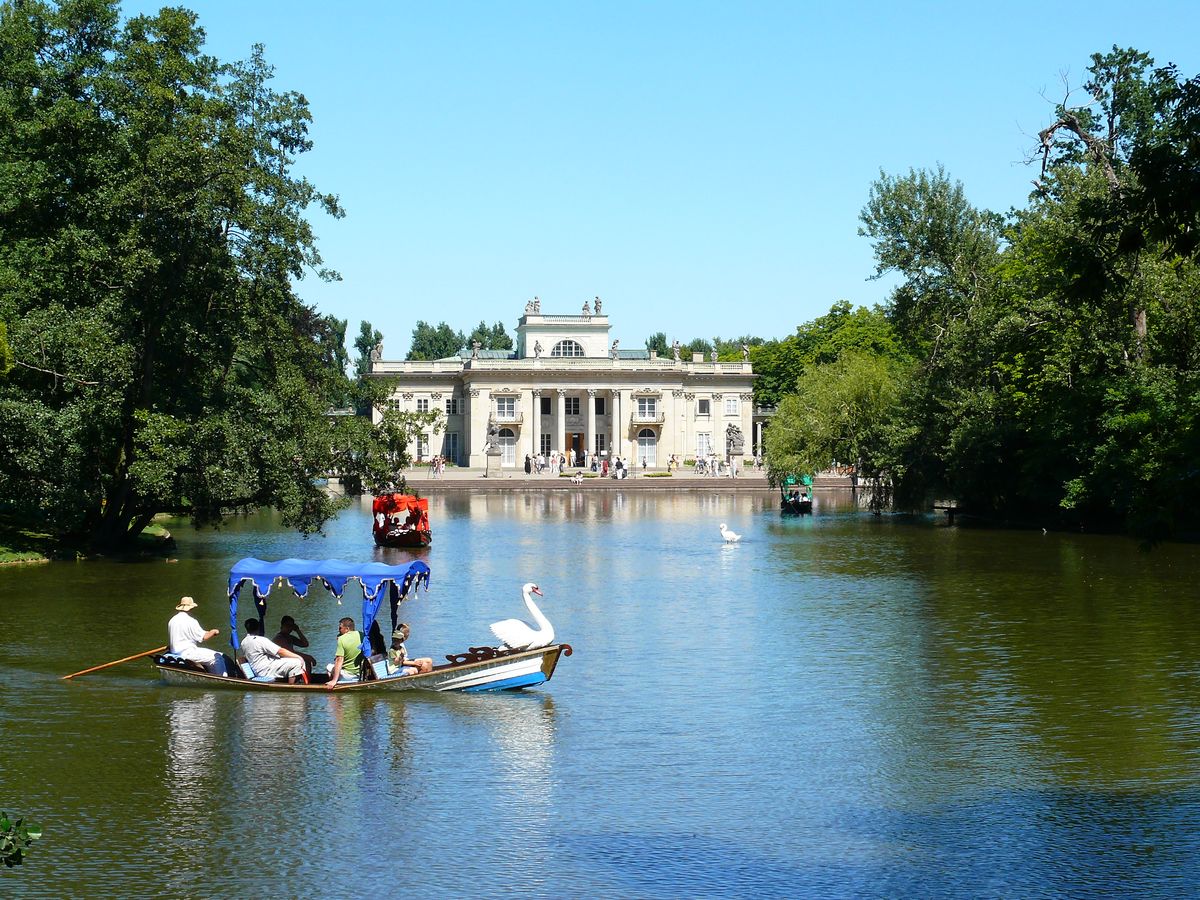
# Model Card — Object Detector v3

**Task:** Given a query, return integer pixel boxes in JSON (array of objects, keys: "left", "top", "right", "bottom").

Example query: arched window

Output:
[
  {"left": 637, "top": 428, "right": 657, "bottom": 468},
  {"left": 550, "top": 340, "right": 585, "bottom": 358},
  {"left": 499, "top": 427, "right": 517, "bottom": 467}
]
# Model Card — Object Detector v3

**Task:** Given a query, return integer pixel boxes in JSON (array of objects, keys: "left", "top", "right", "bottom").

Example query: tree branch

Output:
[{"left": 15, "top": 359, "right": 99, "bottom": 386}]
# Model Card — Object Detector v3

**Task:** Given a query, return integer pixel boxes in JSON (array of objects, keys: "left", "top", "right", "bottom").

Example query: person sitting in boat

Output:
[
  {"left": 167, "top": 596, "right": 229, "bottom": 676},
  {"left": 272, "top": 615, "right": 317, "bottom": 673},
  {"left": 389, "top": 624, "right": 433, "bottom": 676},
  {"left": 241, "top": 619, "right": 306, "bottom": 684},
  {"left": 325, "top": 617, "right": 363, "bottom": 688}
]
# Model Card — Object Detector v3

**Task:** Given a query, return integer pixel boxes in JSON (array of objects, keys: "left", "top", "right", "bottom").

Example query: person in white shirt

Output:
[
  {"left": 167, "top": 596, "right": 227, "bottom": 675},
  {"left": 241, "top": 619, "right": 306, "bottom": 683}
]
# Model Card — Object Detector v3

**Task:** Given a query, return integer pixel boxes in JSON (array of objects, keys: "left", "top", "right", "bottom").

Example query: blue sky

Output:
[{"left": 122, "top": 1, "right": 1200, "bottom": 356}]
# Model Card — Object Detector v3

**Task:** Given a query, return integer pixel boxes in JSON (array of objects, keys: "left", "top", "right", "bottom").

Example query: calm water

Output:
[{"left": 3, "top": 492, "right": 1200, "bottom": 897}]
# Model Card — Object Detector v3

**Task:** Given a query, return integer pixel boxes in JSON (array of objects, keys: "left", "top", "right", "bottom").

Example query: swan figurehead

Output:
[{"left": 489, "top": 582, "right": 554, "bottom": 650}]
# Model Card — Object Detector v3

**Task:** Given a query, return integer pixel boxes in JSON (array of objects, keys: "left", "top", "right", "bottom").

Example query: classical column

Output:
[
  {"left": 586, "top": 389, "right": 596, "bottom": 459},
  {"left": 556, "top": 388, "right": 566, "bottom": 456},
  {"left": 610, "top": 388, "right": 623, "bottom": 462},
  {"left": 531, "top": 389, "right": 541, "bottom": 459},
  {"left": 467, "top": 388, "right": 486, "bottom": 468}
]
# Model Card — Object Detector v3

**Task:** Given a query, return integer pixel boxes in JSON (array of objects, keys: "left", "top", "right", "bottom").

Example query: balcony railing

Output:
[
  {"left": 489, "top": 411, "right": 524, "bottom": 425},
  {"left": 630, "top": 411, "right": 665, "bottom": 424}
]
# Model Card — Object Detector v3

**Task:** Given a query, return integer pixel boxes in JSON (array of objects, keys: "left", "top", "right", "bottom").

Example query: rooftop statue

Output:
[
  {"left": 672, "top": 340, "right": 681, "bottom": 361},
  {"left": 533, "top": 340, "right": 543, "bottom": 358},
  {"left": 471, "top": 340, "right": 481, "bottom": 359},
  {"left": 594, "top": 296, "right": 602, "bottom": 315},
  {"left": 582, "top": 300, "right": 591, "bottom": 317},
  {"left": 611, "top": 339, "right": 620, "bottom": 360}
]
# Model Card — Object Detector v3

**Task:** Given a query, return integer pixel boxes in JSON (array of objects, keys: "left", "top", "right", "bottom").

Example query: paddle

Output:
[{"left": 61, "top": 646, "right": 168, "bottom": 680}]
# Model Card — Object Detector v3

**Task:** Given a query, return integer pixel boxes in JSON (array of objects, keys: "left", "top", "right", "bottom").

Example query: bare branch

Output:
[{"left": 15, "top": 359, "right": 99, "bottom": 386}]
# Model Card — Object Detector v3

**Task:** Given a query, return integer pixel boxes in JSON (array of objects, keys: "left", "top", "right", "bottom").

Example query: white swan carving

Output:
[
  {"left": 490, "top": 582, "right": 554, "bottom": 650},
  {"left": 719, "top": 523, "right": 741, "bottom": 543}
]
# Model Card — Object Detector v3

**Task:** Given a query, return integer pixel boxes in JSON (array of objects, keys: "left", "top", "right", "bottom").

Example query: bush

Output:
[
  {"left": 684, "top": 459, "right": 696, "bottom": 466},
  {"left": 644, "top": 472, "right": 673, "bottom": 477}
]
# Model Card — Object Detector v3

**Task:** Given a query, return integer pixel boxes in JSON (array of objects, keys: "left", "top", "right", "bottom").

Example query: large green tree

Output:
[
  {"left": 407, "top": 320, "right": 465, "bottom": 360},
  {"left": 0, "top": 0, "right": 412, "bottom": 548}
]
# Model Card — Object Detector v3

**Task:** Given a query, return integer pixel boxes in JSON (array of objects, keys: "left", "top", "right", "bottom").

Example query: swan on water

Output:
[
  {"left": 719, "top": 523, "right": 741, "bottom": 543},
  {"left": 490, "top": 582, "right": 554, "bottom": 650}
]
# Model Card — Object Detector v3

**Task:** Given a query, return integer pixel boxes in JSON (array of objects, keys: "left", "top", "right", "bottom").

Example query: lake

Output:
[{"left": 2, "top": 492, "right": 1199, "bottom": 897}]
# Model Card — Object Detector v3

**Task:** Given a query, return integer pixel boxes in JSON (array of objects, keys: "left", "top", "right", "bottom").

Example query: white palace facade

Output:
[{"left": 369, "top": 300, "right": 757, "bottom": 470}]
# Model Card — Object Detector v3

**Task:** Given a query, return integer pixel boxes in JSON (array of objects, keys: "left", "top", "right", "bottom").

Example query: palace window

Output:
[
  {"left": 637, "top": 397, "right": 657, "bottom": 417},
  {"left": 445, "top": 398, "right": 459, "bottom": 416},
  {"left": 540, "top": 433, "right": 552, "bottom": 455},
  {"left": 725, "top": 396, "right": 739, "bottom": 416},
  {"left": 697, "top": 399, "right": 710, "bottom": 416},
  {"left": 565, "top": 397, "right": 580, "bottom": 416},
  {"left": 443, "top": 432, "right": 459, "bottom": 463},
  {"left": 416, "top": 398, "right": 429, "bottom": 413},
  {"left": 496, "top": 396, "right": 516, "bottom": 419},
  {"left": 697, "top": 432, "right": 712, "bottom": 457},
  {"left": 386, "top": 398, "right": 402, "bottom": 412},
  {"left": 595, "top": 396, "right": 606, "bottom": 415},
  {"left": 416, "top": 434, "right": 429, "bottom": 460},
  {"left": 595, "top": 433, "right": 606, "bottom": 455},
  {"left": 540, "top": 397, "right": 551, "bottom": 415},
  {"left": 550, "top": 339, "right": 585, "bottom": 357}
]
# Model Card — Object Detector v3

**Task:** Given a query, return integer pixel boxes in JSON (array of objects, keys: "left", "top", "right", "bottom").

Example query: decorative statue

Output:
[
  {"left": 582, "top": 300, "right": 591, "bottom": 317},
  {"left": 533, "top": 340, "right": 543, "bottom": 358},
  {"left": 471, "top": 340, "right": 481, "bottom": 360},
  {"left": 594, "top": 296, "right": 602, "bottom": 315},
  {"left": 486, "top": 421, "right": 501, "bottom": 450},
  {"left": 726, "top": 423, "right": 744, "bottom": 454},
  {"left": 742, "top": 343, "right": 750, "bottom": 361},
  {"left": 525, "top": 298, "right": 536, "bottom": 314},
  {"left": 671, "top": 340, "right": 681, "bottom": 361},
  {"left": 532, "top": 296, "right": 541, "bottom": 314},
  {"left": 710, "top": 348, "right": 718, "bottom": 363},
  {"left": 611, "top": 339, "right": 620, "bottom": 360},
  {"left": 370, "top": 340, "right": 383, "bottom": 363}
]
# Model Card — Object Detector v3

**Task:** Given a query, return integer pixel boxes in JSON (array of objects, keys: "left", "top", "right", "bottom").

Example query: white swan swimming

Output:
[
  {"left": 719, "top": 523, "right": 741, "bottom": 543},
  {"left": 490, "top": 582, "right": 554, "bottom": 650}
]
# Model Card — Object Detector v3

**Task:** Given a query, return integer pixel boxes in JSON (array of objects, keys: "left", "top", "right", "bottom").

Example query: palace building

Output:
[{"left": 368, "top": 298, "right": 757, "bottom": 470}]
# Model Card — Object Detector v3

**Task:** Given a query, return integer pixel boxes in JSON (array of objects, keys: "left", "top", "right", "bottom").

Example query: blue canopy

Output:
[{"left": 226, "top": 558, "right": 431, "bottom": 654}]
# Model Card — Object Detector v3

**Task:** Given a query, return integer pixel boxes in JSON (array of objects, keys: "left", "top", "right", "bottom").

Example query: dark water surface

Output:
[{"left": 3, "top": 492, "right": 1200, "bottom": 897}]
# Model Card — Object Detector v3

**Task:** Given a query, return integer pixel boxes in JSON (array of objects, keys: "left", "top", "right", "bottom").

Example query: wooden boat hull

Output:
[
  {"left": 154, "top": 643, "right": 570, "bottom": 693},
  {"left": 373, "top": 529, "right": 432, "bottom": 548}
]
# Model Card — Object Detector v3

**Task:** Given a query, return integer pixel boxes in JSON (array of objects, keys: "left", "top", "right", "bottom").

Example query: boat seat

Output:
[
  {"left": 156, "top": 653, "right": 207, "bottom": 673},
  {"left": 238, "top": 658, "right": 276, "bottom": 683}
]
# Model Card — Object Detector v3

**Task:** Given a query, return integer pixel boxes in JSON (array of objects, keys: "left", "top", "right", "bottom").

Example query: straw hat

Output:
[{"left": 175, "top": 596, "right": 198, "bottom": 612}]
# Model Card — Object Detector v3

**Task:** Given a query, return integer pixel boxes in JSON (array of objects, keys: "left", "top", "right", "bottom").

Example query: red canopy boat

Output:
[{"left": 372, "top": 494, "right": 432, "bottom": 548}]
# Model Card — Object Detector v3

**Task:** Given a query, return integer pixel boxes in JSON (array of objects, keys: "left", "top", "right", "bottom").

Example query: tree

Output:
[
  {"left": 467, "top": 320, "right": 513, "bottom": 351},
  {"left": 0, "top": 1, "right": 408, "bottom": 548},
  {"left": 764, "top": 352, "right": 909, "bottom": 509},
  {"left": 407, "top": 321, "right": 464, "bottom": 360},
  {"left": 353, "top": 320, "right": 382, "bottom": 376},
  {"left": 644, "top": 332, "right": 669, "bottom": 357},
  {"left": 0, "top": 322, "right": 12, "bottom": 376}
]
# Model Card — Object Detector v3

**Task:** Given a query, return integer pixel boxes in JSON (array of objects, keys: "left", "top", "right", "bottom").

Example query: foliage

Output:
[
  {"left": 353, "top": 320, "right": 382, "bottom": 376},
  {"left": 407, "top": 320, "right": 465, "bottom": 360},
  {"left": 751, "top": 302, "right": 903, "bottom": 407},
  {"left": 764, "top": 352, "right": 909, "bottom": 509},
  {"left": 0, "top": 1, "right": 411, "bottom": 548},
  {"left": 1, "top": 812, "right": 41, "bottom": 867},
  {"left": 0, "top": 320, "right": 11, "bottom": 375},
  {"left": 466, "top": 320, "right": 513, "bottom": 351},
  {"left": 644, "top": 331, "right": 668, "bottom": 357}
]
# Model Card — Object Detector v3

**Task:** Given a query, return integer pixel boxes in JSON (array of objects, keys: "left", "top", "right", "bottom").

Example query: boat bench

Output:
[{"left": 238, "top": 659, "right": 281, "bottom": 683}]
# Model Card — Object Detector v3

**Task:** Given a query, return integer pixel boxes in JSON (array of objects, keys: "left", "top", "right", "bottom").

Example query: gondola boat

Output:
[
  {"left": 152, "top": 558, "right": 571, "bottom": 693},
  {"left": 780, "top": 474, "right": 813, "bottom": 516},
  {"left": 372, "top": 494, "right": 432, "bottom": 547}
]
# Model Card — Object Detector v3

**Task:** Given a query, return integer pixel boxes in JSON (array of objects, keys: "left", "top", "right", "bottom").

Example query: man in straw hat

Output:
[{"left": 167, "top": 596, "right": 228, "bottom": 676}]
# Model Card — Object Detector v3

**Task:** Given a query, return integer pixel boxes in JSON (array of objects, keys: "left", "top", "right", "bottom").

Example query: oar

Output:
[{"left": 62, "top": 646, "right": 168, "bottom": 680}]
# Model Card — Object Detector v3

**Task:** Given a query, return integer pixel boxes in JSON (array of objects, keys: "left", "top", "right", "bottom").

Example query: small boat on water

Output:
[
  {"left": 780, "top": 474, "right": 813, "bottom": 516},
  {"left": 153, "top": 558, "right": 571, "bottom": 693},
  {"left": 373, "top": 493, "right": 431, "bottom": 547}
]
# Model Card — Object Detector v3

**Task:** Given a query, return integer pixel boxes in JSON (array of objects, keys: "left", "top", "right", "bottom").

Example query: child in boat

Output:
[{"left": 389, "top": 624, "right": 433, "bottom": 675}]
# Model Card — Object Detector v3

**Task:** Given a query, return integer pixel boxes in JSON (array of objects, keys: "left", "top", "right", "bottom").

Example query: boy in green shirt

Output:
[{"left": 325, "top": 617, "right": 362, "bottom": 688}]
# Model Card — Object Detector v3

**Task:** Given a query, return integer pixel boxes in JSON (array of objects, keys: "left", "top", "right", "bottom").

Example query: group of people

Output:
[
  {"left": 426, "top": 455, "right": 448, "bottom": 478},
  {"left": 693, "top": 455, "right": 739, "bottom": 477},
  {"left": 167, "top": 596, "right": 433, "bottom": 688}
]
